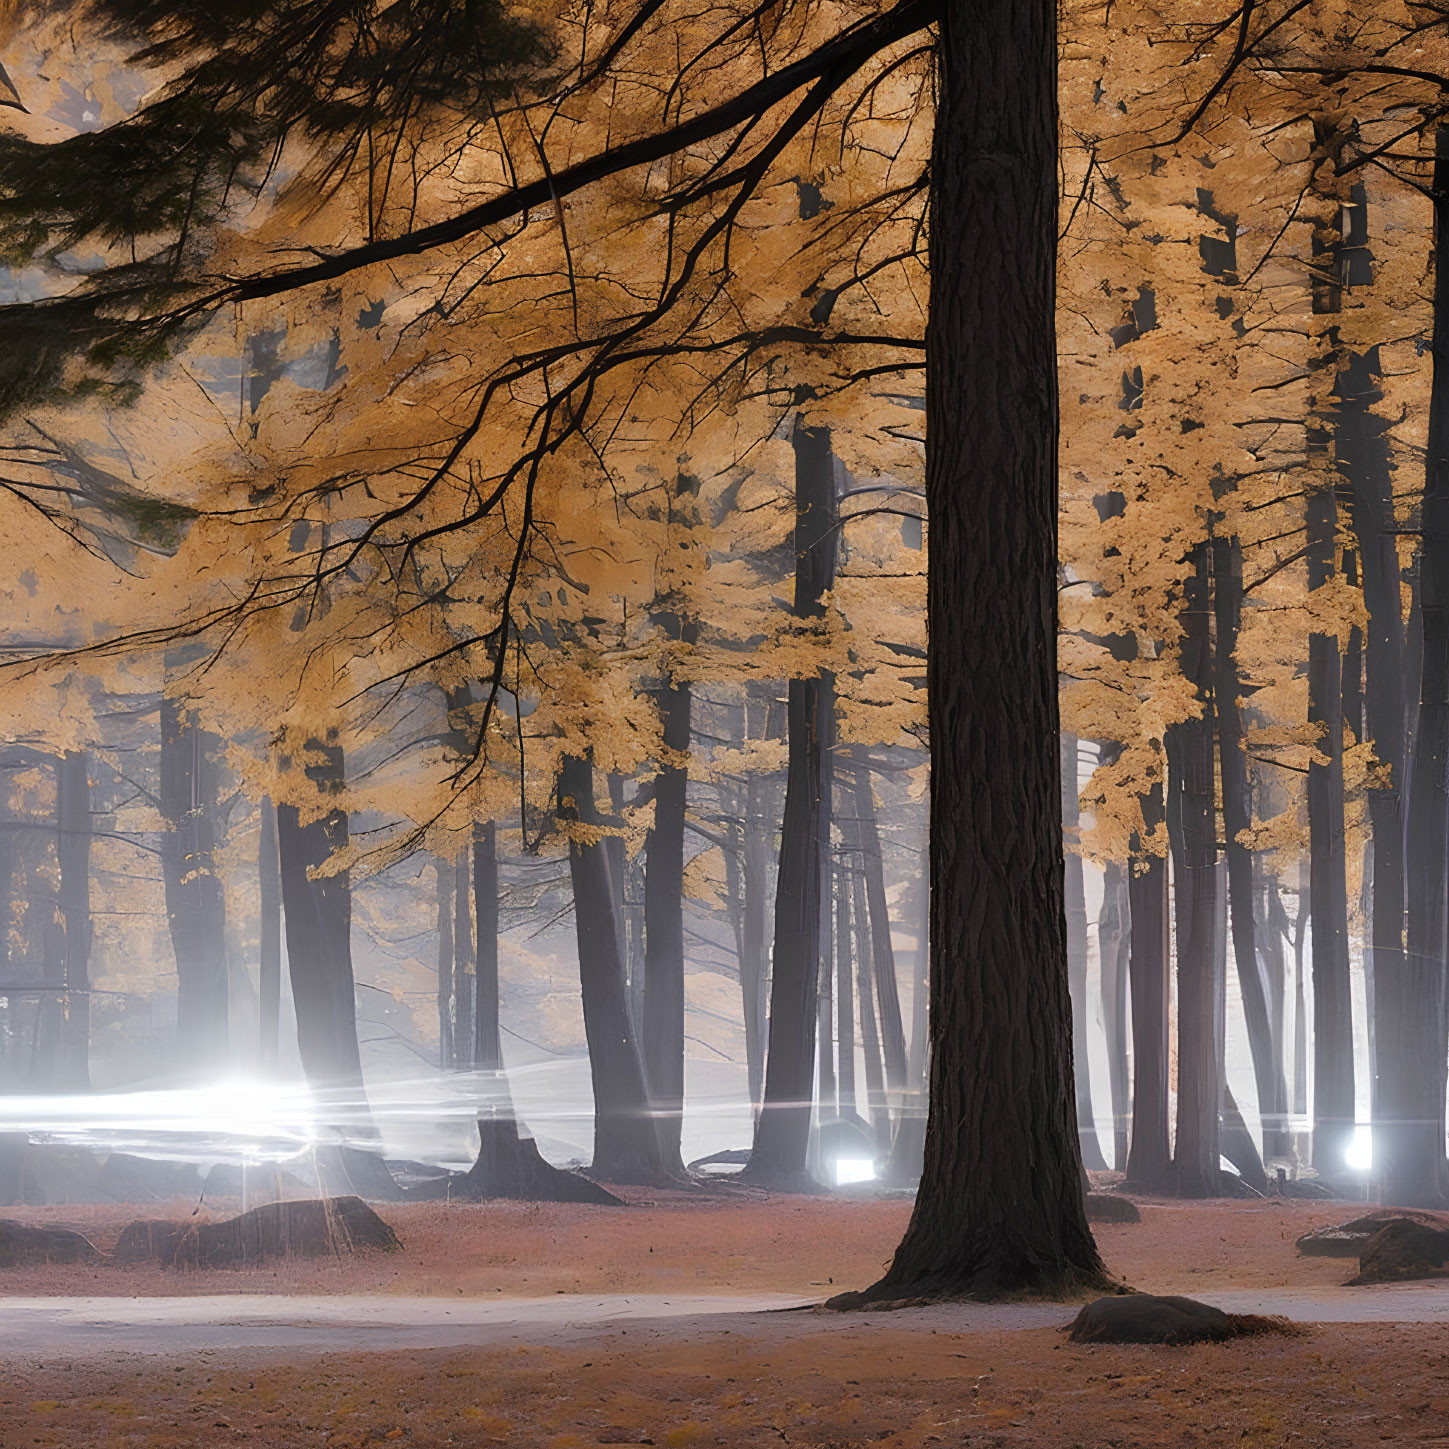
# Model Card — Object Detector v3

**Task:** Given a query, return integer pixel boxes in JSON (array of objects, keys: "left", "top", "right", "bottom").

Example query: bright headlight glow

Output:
[
  {"left": 1345, "top": 1124, "right": 1373, "bottom": 1172},
  {"left": 0, "top": 1078, "right": 317, "bottom": 1153},
  {"left": 834, "top": 1156, "right": 876, "bottom": 1186}
]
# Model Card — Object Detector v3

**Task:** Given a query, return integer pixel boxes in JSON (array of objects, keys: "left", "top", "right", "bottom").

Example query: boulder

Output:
[
  {"left": 0, "top": 1218, "right": 100, "bottom": 1267},
  {"left": 114, "top": 1194, "right": 400, "bottom": 1268},
  {"left": 1085, "top": 1192, "right": 1141, "bottom": 1224},
  {"left": 16, "top": 1143, "right": 107, "bottom": 1204},
  {"left": 1297, "top": 1210, "right": 1449, "bottom": 1259},
  {"left": 1068, "top": 1294, "right": 1293, "bottom": 1346},
  {"left": 97, "top": 1153, "right": 204, "bottom": 1204},
  {"left": 1350, "top": 1218, "right": 1449, "bottom": 1285},
  {"left": 202, "top": 1161, "right": 311, "bottom": 1205}
]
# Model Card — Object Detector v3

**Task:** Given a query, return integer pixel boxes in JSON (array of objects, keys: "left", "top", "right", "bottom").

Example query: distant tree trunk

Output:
[
  {"left": 453, "top": 850, "right": 474, "bottom": 1068},
  {"left": 159, "top": 699, "right": 229, "bottom": 1073},
  {"left": 275, "top": 737, "right": 365, "bottom": 1092},
  {"left": 846, "top": 0, "right": 1105, "bottom": 1299},
  {"left": 1125, "top": 785, "right": 1172, "bottom": 1189},
  {"left": 55, "top": 750, "right": 90, "bottom": 1090},
  {"left": 642, "top": 499, "right": 696, "bottom": 1170},
  {"left": 1167, "top": 543, "right": 1221, "bottom": 1197},
  {"left": 258, "top": 797, "right": 282, "bottom": 1071},
  {"left": 1061, "top": 731, "right": 1106, "bottom": 1170},
  {"left": 1213, "top": 537, "right": 1290, "bottom": 1160},
  {"left": 834, "top": 856, "right": 856, "bottom": 1116},
  {"left": 818, "top": 877, "right": 836, "bottom": 1114},
  {"left": 1390, "top": 126, "right": 1449, "bottom": 1207},
  {"left": 473, "top": 821, "right": 501, "bottom": 1074},
  {"left": 604, "top": 771, "right": 641, "bottom": 1033},
  {"left": 852, "top": 860, "right": 890, "bottom": 1150},
  {"left": 1098, "top": 857, "right": 1130, "bottom": 1172},
  {"left": 849, "top": 756, "right": 908, "bottom": 1095},
  {"left": 1307, "top": 477, "right": 1356, "bottom": 1174},
  {"left": 559, "top": 752, "right": 668, "bottom": 1184},
  {"left": 747, "top": 418, "right": 836, "bottom": 1187},
  {"left": 436, "top": 855, "right": 454, "bottom": 1069}
]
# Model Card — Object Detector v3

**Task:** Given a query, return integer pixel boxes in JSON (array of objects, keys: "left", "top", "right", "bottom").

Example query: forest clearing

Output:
[{"left": 8, "top": 0, "right": 1449, "bottom": 1443}]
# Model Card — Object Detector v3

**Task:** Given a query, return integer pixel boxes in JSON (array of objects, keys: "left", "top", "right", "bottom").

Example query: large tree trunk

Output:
[
  {"left": 275, "top": 737, "right": 365, "bottom": 1092},
  {"left": 746, "top": 419, "right": 836, "bottom": 1186},
  {"left": 1167, "top": 543, "right": 1221, "bottom": 1198},
  {"left": 1061, "top": 732, "right": 1107, "bottom": 1170},
  {"left": 1388, "top": 126, "right": 1449, "bottom": 1207},
  {"left": 559, "top": 753, "right": 668, "bottom": 1184},
  {"left": 55, "top": 750, "right": 90, "bottom": 1090},
  {"left": 844, "top": 0, "right": 1105, "bottom": 1298},
  {"left": 258, "top": 797, "right": 282, "bottom": 1071},
  {"left": 159, "top": 699, "right": 230, "bottom": 1073},
  {"left": 1213, "top": 537, "right": 1290, "bottom": 1160}
]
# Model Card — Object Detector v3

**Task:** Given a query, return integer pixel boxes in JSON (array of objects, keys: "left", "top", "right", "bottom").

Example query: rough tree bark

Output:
[
  {"left": 746, "top": 418, "right": 837, "bottom": 1187},
  {"left": 838, "top": 0, "right": 1105, "bottom": 1298},
  {"left": 559, "top": 753, "right": 669, "bottom": 1184}
]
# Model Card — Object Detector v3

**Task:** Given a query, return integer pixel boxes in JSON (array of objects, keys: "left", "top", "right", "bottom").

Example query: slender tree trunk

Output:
[
  {"left": 436, "top": 855, "right": 454, "bottom": 1069},
  {"left": 454, "top": 850, "right": 474, "bottom": 1068},
  {"left": 853, "top": 861, "right": 890, "bottom": 1150},
  {"left": 850, "top": 0, "right": 1104, "bottom": 1298},
  {"left": 1126, "top": 785, "right": 1172, "bottom": 1189},
  {"left": 1061, "top": 731, "right": 1107, "bottom": 1170},
  {"left": 642, "top": 584, "right": 695, "bottom": 1173},
  {"left": 818, "top": 878, "right": 836, "bottom": 1114},
  {"left": 560, "top": 753, "right": 668, "bottom": 1183},
  {"left": 747, "top": 418, "right": 836, "bottom": 1186},
  {"left": 1389, "top": 126, "right": 1449, "bottom": 1207},
  {"left": 835, "top": 856, "right": 856, "bottom": 1117},
  {"left": 1307, "top": 477, "right": 1356, "bottom": 1173},
  {"left": 849, "top": 756, "right": 908, "bottom": 1096},
  {"left": 1167, "top": 543, "right": 1221, "bottom": 1197},
  {"left": 474, "top": 821, "right": 501, "bottom": 1074},
  {"left": 1098, "top": 857, "right": 1130, "bottom": 1171},
  {"left": 55, "top": 750, "right": 90, "bottom": 1090},
  {"left": 1213, "top": 536, "right": 1290, "bottom": 1159},
  {"left": 258, "top": 797, "right": 281, "bottom": 1071},
  {"left": 159, "top": 699, "right": 229, "bottom": 1072}
]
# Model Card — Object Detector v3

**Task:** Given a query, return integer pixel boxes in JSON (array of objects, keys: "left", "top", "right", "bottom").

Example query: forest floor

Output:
[{"left": 3, "top": 1184, "right": 1447, "bottom": 1447}]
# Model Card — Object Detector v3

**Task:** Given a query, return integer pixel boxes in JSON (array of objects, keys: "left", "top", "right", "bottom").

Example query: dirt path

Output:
[{"left": 5, "top": 1283, "right": 1449, "bottom": 1359}]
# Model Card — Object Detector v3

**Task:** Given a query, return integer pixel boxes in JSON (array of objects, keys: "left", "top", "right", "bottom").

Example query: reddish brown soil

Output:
[
  {"left": 3, "top": 1318, "right": 1445, "bottom": 1447},
  {"left": 0, "top": 1190, "right": 1367, "bottom": 1299},
  {"left": 2, "top": 1189, "right": 1432, "bottom": 1447}
]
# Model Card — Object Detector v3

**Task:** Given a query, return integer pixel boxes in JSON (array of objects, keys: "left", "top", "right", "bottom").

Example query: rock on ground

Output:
[
  {"left": 113, "top": 1195, "right": 401, "bottom": 1268},
  {"left": 1068, "top": 1294, "right": 1293, "bottom": 1345},
  {"left": 1349, "top": 1219, "right": 1449, "bottom": 1284},
  {"left": 1297, "top": 1209, "right": 1449, "bottom": 1259},
  {"left": 0, "top": 1218, "right": 101, "bottom": 1267},
  {"left": 1085, "top": 1193, "right": 1141, "bottom": 1223}
]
